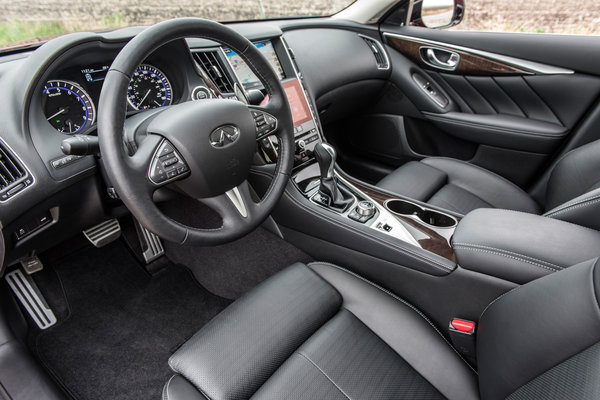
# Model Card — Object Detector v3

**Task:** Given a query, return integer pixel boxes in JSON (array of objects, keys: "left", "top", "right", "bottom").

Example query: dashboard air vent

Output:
[
  {"left": 192, "top": 51, "right": 235, "bottom": 93},
  {"left": 0, "top": 140, "right": 33, "bottom": 201},
  {"left": 360, "top": 35, "right": 390, "bottom": 70}
]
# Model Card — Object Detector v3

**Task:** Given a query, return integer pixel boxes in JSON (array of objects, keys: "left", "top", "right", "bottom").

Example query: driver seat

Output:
[{"left": 163, "top": 260, "right": 600, "bottom": 400}]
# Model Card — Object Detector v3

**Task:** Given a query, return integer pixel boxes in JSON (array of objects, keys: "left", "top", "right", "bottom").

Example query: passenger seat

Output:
[{"left": 377, "top": 139, "right": 600, "bottom": 230}]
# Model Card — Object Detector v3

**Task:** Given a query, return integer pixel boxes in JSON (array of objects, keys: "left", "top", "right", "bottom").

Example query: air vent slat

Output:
[
  {"left": 360, "top": 36, "right": 390, "bottom": 70},
  {"left": 192, "top": 50, "right": 234, "bottom": 93},
  {"left": 0, "top": 140, "right": 32, "bottom": 201}
]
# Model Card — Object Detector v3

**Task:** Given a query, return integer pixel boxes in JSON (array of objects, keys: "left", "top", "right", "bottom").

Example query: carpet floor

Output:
[{"left": 33, "top": 241, "right": 231, "bottom": 400}]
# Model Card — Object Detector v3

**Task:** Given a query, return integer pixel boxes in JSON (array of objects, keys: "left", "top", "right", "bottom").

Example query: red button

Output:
[{"left": 451, "top": 319, "right": 475, "bottom": 333}]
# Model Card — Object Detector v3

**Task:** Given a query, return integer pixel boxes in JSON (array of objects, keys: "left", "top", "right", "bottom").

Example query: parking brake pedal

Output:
[
  {"left": 83, "top": 219, "right": 121, "bottom": 248},
  {"left": 135, "top": 221, "right": 164, "bottom": 264},
  {"left": 6, "top": 270, "right": 57, "bottom": 330}
]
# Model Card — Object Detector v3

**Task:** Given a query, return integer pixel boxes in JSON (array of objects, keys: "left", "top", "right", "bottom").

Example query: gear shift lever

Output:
[
  {"left": 314, "top": 142, "right": 336, "bottom": 179},
  {"left": 313, "top": 142, "right": 353, "bottom": 210}
]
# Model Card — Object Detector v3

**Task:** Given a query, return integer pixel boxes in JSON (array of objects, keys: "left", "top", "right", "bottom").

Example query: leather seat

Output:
[
  {"left": 376, "top": 139, "right": 600, "bottom": 230},
  {"left": 163, "top": 259, "right": 600, "bottom": 400}
]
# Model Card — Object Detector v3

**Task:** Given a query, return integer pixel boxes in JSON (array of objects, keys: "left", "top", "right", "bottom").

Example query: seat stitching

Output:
[
  {"left": 168, "top": 358, "right": 215, "bottom": 400},
  {"left": 476, "top": 208, "right": 600, "bottom": 235},
  {"left": 454, "top": 246, "right": 560, "bottom": 273},
  {"left": 308, "top": 261, "right": 477, "bottom": 374},
  {"left": 452, "top": 243, "right": 563, "bottom": 272},
  {"left": 163, "top": 375, "right": 175, "bottom": 400},
  {"left": 275, "top": 186, "right": 454, "bottom": 273},
  {"left": 479, "top": 287, "right": 522, "bottom": 321},
  {"left": 545, "top": 196, "right": 600, "bottom": 218},
  {"left": 296, "top": 352, "right": 352, "bottom": 400}
]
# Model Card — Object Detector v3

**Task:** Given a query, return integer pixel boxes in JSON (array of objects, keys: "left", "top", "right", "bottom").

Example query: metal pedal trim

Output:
[
  {"left": 83, "top": 219, "right": 121, "bottom": 248},
  {"left": 6, "top": 270, "right": 57, "bottom": 330},
  {"left": 136, "top": 222, "right": 164, "bottom": 264}
]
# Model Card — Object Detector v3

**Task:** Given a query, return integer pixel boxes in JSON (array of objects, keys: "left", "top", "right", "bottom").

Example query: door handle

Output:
[{"left": 420, "top": 47, "right": 460, "bottom": 71}]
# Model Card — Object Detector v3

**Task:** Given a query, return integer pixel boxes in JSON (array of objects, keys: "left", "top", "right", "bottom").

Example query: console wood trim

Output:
[{"left": 344, "top": 176, "right": 457, "bottom": 262}]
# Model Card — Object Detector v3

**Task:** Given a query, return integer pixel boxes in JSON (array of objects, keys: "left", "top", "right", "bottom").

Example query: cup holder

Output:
[{"left": 384, "top": 199, "right": 457, "bottom": 228}]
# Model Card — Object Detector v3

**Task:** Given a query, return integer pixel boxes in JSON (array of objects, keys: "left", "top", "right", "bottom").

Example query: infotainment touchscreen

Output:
[
  {"left": 224, "top": 40, "right": 285, "bottom": 90},
  {"left": 282, "top": 79, "right": 312, "bottom": 127}
]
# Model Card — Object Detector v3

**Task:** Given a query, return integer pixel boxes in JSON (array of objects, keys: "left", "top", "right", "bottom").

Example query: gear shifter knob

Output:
[{"left": 314, "top": 142, "right": 336, "bottom": 180}]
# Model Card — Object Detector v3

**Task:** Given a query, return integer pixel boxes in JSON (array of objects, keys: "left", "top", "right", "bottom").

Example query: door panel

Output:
[{"left": 364, "top": 25, "right": 600, "bottom": 187}]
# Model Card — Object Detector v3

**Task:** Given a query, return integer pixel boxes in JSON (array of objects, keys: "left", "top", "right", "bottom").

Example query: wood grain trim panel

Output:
[
  {"left": 386, "top": 35, "right": 531, "bottom": 76},
  {"left": 345, "top": 176, "right": 457, "bottom": 262}
]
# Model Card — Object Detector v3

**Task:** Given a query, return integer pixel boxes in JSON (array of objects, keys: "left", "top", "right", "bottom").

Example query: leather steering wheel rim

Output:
[{"left": 98, "top": 18, "right": 294, "bottom": 246}]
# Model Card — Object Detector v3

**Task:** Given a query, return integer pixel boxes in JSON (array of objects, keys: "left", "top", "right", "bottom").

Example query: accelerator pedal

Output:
[
  {"left": 6, "top": 269, "right": 57, "bottom": 330},
  {"left": 135, "top": 221, "right": 164, "bottom": 264},
  {"left": 83, "top": 219, "right": 121, "bottom": 248}
]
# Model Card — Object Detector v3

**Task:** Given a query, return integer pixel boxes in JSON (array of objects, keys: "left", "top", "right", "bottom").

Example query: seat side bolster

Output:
[
  {"left": 168, "top": 263, "right": 342, "bottom": 400},
  {"left": 309, "top": 262, "right": 480, "bottom": 400},
  {"left": 477, "top": 258, "right": 600, "bottom": 400},
  {"left": 376, "top": 160, "right": 447, "bottom": 202},
  {"left": 423, "top": 157, "right": 541, "bottom": 214},
  {"left": 163, "top": 376, "right": 208, "bottom": 400}
]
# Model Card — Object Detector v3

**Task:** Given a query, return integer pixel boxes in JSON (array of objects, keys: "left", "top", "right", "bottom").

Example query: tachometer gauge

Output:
[
  {"left": 42, "top": 80, "right": 95, "bottom": 134},
  {"left": 127, "top": 64, "right": 173, "bottom": 110}
]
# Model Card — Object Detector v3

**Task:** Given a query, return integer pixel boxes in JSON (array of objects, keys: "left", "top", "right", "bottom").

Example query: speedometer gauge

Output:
[
  {"left": 42, "top": 80, "right": 95, "bottom": 134},
  {"left": 127, "top": 64, "right": 173, "bottom": 110}
]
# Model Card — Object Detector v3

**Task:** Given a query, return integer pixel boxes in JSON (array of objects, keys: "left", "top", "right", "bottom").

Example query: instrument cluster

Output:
[{"left": 41, "top": 63, "right": 174, "bottom": 135}]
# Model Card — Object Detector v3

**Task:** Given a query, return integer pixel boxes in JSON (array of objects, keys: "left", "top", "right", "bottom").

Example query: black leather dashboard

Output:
[{"left": 0, "top": 19, "right": 388, "bottom": 269}]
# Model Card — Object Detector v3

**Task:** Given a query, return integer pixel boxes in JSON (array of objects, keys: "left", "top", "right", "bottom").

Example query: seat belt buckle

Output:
[{"left": 448, "top": 318, "right": 476, "bottom": 359}]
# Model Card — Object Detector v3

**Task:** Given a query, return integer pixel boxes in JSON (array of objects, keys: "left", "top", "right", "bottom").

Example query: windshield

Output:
[{"left": 0, "top": 0, "right": 356, "bottom": 49}]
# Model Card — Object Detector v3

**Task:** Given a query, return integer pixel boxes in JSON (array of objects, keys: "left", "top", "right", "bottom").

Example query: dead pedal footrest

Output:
[{"left": 6, "top": 269, "right": 57, "bottom": 330}]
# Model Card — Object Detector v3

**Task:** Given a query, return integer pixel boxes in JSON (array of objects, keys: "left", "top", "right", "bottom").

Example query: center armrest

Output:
[{"left": 451, "top": 209, "right": 600, "bottom": 283}]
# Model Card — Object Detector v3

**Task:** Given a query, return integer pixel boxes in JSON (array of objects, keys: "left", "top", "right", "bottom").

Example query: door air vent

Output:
[
  {"left": 192, "top": 50, "right": 235, "bottom": 93},
  {"left": 0, "top": 139, "right": 33, "bottom": 202},
  {"left": 360, "top": 35, "right": 390, "bottom": 70}
]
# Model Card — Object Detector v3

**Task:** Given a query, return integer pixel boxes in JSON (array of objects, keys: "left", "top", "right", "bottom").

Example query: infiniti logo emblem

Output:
[{"left": 209, "top": 125, "right": 240, "bottom": 148}]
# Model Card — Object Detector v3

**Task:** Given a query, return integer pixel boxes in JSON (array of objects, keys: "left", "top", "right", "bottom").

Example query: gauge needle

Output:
[
  {"left": 46, "top": 107, "right": 66, "bottom": 121},
  {"left": 139, "top": 89, "right": 151, "bottom": 106}
]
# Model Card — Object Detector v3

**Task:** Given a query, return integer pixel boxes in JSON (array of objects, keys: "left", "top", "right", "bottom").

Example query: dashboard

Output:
[{"left": 0, "top": 21, "right": 390, "bottom": 270}]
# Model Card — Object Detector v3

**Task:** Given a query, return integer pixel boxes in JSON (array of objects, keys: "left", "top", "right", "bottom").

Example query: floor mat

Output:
[
  {"left": 164, "top": 227, "right": 314, "bottom": 299},
  {"left": 33, "top": 241, "right": 230, "bottom": 400},
  {"left": 159, "top": 196, "right": 314, "bottom": 299}
]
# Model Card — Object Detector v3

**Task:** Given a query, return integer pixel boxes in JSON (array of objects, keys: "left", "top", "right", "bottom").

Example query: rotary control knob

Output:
[
  {"left": 297, "top": 139, "right": 306, "bottom": 150},
  {"left": 356, "top": 201, "right": 376, "bottom": 217}
]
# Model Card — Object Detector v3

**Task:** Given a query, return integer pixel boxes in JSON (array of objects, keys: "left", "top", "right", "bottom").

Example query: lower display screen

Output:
[{"left": 282, "top": 79, "right": 312, "bottom": 127}]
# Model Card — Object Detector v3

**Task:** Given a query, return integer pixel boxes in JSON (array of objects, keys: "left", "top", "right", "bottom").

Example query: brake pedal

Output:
[
  {"left": 135, "top": 221, "right": 164, "bottom": 264},
  {"left": 83, "top": 219, "right": 121, "bottom": 247},
  {"left": 5, "top": 270, "right": 57, "bottom": 330}
]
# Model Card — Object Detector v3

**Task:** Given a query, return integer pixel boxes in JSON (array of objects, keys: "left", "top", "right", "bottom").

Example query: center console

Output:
[
  {"left": 452, "top": 208, "right": 600, "bottom": 284},
  {"left": 240, "top": 35, "right": 461, "bottom": 271}
]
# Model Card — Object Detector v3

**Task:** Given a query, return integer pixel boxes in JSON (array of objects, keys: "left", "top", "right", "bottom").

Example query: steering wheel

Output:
[{"left": 98, "top": 18, "right": 294, "bottom": 246}]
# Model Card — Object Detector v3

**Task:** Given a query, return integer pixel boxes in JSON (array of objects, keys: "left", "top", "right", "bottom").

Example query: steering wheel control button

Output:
[
  {"left": 158, "top": 142, "right": 175, "bottom": 156},
  {"left": 348, "top": 201, "right": 376, "bottom": 223},
  {"left": 252, "top": 110, "right": 278, "bottom": 140},
  {"left": 149, "top": 140, "right": 189, "bottom": 184}
]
